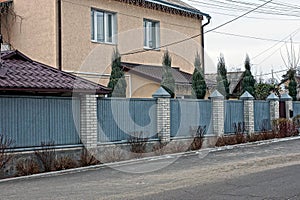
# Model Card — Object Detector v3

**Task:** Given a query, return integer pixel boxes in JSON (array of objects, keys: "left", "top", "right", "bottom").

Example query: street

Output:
[{"left": 0, "top": 138, "right": 300, "bottom": 199}]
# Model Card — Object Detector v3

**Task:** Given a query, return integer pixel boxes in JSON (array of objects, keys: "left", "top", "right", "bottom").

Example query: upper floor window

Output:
[
  {"left": 91, "top": 9, "right": 117, "bottom": 44},
  {"left": 143, "top": 19, "right": 160, "bottom": 49}
]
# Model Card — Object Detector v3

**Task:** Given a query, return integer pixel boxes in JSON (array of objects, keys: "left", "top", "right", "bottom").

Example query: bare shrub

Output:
[
  {"left": 233, "top": 122, "right": 246, "bottom": 144},
  {"left": 34, "top": 141, "right": 56, "bottom": 172},
  {"left": 189, "top": 126, "right": 206, "bottom": 151},
  {"left": 16, "top": 158, "right": 40, "bottom": 176},
  {"left": 102, "top": 147, "right": 125, "bottom": 163},
  {"left": 79, "top": 148, "right": 101, "bottom": 167},
  {"left": 152, "top": 142, "right": 168, "bottom": 156},
  {"left": 272, "top": 118, "right": 298, "bottom": 138},
  {"left": 128, "top": 131, "right": 149, "bottom": 158},
  {"left": 0, "top": 134, "right": 15, "bottom": 170},
  {"left": 54, "top": 156, "right": 77, "bottom": 171}
]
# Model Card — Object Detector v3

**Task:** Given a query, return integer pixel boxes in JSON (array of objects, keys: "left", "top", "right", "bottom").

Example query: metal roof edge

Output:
[{"left": 146, "top": 0, "right": 210, "bottom": 18}]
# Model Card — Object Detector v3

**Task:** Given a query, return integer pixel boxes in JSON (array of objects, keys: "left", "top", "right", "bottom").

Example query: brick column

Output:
[
  {"left": 280, "top": 93, "right": 293, "bottom": 119},
  {"left": 152, "top": 87, "right": 171, "bottom": 142},
  {"left": 267, "top": 93, "right": 279, "bottom": 121},
  {"left": 80, "top": 95, "right": 98, "bottom": 149},
  {"left": 240, "top": 91, "right": 254, "bottom": 135},
  {"left": 209, "top": 90, "right": 224, "bottom": 137}
]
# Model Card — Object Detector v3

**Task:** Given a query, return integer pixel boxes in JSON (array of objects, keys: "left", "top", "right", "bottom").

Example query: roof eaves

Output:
[{"left": 146, "top": 0, "right": 210, "bottom": 18}]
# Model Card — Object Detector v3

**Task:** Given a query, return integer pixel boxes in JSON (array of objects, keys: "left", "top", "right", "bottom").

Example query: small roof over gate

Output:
[{"left": 0, "top": 50, "right": 111, "bottom": 94}]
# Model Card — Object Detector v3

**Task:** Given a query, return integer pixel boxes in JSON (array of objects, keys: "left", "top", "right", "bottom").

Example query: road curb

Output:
[{"left": 1, "top": 135, "right": 300, "bottom": 183}]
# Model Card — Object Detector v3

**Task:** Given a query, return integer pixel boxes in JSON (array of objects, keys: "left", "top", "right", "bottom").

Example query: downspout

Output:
[
  {"left": 201, "top": 15, "right": 211, "bottom": 76},
  {"left": 57, "top": 0, "right": 62, "bottom": 70}
]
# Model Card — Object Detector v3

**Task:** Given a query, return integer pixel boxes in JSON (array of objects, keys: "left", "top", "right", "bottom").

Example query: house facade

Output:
[{"left": 1, "top": 0, "right": 210, "bottom": 97}]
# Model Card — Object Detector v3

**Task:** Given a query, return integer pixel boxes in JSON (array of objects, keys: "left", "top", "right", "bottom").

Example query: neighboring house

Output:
[
  {"left": 0, "top": 0, "right": 210, "bottom": 97},
  {"left": 0, "top": 50, "right": 110, "bottom": 95},
  {"left": 205, "top": 71, "right": 244, "bottom": 99}
]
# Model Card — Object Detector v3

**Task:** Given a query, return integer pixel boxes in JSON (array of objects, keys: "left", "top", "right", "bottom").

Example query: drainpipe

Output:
[
  {"left": 57, "top": 0, "right": 62, "bottom": 70},
  {"left": 201, "top": 15, "right": 211, "bottom": 76}
]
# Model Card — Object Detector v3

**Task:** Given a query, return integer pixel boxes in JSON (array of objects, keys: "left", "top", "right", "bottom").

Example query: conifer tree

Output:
[
  {"left": 107, "top": 48, "right": 127, "bottom": 97},
  {"left": 216, "top": 54, "right": 230, "bottom": 99},
  {"left": 287, "top": 69, "right": 297, "bottom": 101},
  {"left": 192, "top": 52, "right": 206, "bottom": 99},
  {"left": 161, "top": 50, "right": 175, "bottom": 98},
  {"left": 241, "top": 54, "right": 256, "bottom": 96}
]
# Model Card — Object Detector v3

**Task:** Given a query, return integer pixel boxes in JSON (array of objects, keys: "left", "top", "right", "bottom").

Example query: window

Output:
[
  {"left": 91, "top": 9, "right": 117, "bottom": 44},
  {"left": 143, "top": 19, "right": 160, "bottom": 49}
]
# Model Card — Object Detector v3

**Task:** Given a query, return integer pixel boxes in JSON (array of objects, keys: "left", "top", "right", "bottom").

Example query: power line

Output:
[
  {"left": 122, "top": 0, "right": 273, "bottom": 56},
  {"left": 204, "top": 0, "right": 273, "bottom": 33},
  {"left": 211, "top": 31, "right": 300, "bottom": 43}
]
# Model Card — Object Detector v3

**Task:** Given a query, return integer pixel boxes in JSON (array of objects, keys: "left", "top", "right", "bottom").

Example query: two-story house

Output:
[{"left": 0, "top": 0, "right": 210, "bottom": 98}]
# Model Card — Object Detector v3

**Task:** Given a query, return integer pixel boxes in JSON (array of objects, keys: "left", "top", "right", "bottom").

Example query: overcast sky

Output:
[{"left": 183, "top": 0, "right": 300, "bottom": 82}]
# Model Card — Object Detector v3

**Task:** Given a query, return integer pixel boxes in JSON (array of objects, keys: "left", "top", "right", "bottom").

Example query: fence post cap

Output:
[
  {"left": 280, "top": 93, "right": 292, "bottom": 101},
  {"left": 240, "top": 91, "right": 254, "bottom": 100},
  {"left": 266, "top": 93, "right": 279, "bottom": 101},
  {"left": 209, "top": 90, "right": 224, "bottom": 100},
  {"left": 152, "top": 87, "right": 171, "bottom": 98}
]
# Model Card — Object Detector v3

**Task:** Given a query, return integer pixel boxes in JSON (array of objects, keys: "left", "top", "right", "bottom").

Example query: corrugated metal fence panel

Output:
[
  {"left": 0, "top": 96, "right": 81, "bottom": 148},
  {"left": 254, "top": 101, "right": 271, "bottom": 131},
  {"left": 97, "top": 98, "right": 157, "bottom": 143},
  {"left": 171, "top": 99, "right": 212, "bottom": 137},
  {"left": 224, "top": 100, "right": 244, "bottom": 134},
  {"left": 293, "top": 102, "right": 300, "bottom": 116}
]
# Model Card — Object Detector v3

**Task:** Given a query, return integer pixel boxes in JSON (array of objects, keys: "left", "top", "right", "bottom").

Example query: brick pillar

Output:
[
  {"left": 280, "top": 93, "right": 293, "bottom": 119},
  {"left": 80, "top": 95, "right": 98, "bottom": 149},
  {"left": 267, "top": 93, "right": 279, "bottom": 122},
  {"left": 152, "top": 87, "right": 171, "bottom": 142},
  {"left": 240, "top": 91, "right": 255, "bottom": 135},
  {"left": 209, "top": 90, "right": 224, "bottom": 137}
]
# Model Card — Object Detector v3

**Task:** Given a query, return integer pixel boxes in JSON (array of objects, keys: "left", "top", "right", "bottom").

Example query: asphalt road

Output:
[
  {"left": 138, "top": 164, "right": 300, "bottom": 200},
  {"left": 0, "top": 138, "right": 300, "bottom": 200}
]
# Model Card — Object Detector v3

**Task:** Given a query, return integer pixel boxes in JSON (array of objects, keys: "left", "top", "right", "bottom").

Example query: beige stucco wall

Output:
[
  {"left": 62, "top": 0, "right": 202, "bottom": 75},
  {"left": 2, "top": 0, "right": 58, "bottom": 68},
  {"left": 62, "top": 0, "right": 201, "bottom": 73}
]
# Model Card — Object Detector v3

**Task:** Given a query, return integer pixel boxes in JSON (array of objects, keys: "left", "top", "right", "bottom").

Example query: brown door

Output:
[{"left": 279, "top": 101, "right": 286, "bottom": 118}]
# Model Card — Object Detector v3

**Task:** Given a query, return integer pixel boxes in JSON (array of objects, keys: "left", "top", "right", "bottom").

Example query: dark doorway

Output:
[{"left": 279, "top": 101, "right": 286, "bottom": 118}]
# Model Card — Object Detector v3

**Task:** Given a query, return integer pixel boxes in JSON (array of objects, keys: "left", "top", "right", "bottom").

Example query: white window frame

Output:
[
  {"left": 143, "top": 19, "right": 160, "bottom": 49},
  {"left": 91, "top": 9, "right": 117, "bottom": 44}
]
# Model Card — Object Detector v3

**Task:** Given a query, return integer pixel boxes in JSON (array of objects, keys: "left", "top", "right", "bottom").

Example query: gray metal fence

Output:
[
  {"left": 224, "top": 100, "right": 244, "bottom": 134},
  {"left": 254, "top": 101, "right": 271, "bottom": 131},
  {"left": 0, "top": 96, "right": 81, "bottom": 148},
  {"left": 97, "top": 98, "right": 157, "bottom": 143},
  {"left": 293, "top": 102, "right": 300, "bottom": 116},
  {"left": 170, "top": 99, "right": 212, "bottom": 138}
]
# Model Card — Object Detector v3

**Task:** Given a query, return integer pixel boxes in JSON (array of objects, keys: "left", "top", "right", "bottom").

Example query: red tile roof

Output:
[{"left": 0, "top": 50, "right": 111, "bottom": 94}]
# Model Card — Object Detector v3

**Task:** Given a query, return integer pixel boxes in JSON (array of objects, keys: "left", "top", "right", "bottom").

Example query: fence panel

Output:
[
  {"left": 0, "top": 96, "right": 81, "bottom": 148},
  {"left": 170, "top": 99, "right": 211, "bottom": 138},
  {"left": 97, "top": 98, "right": 157, "bottom": 143},
  {"left": 254, "top": 101, "right": 271, "bottom": 132},
  {"left": 224, "top": 100, "right": 244, "bottom": 134},
  {"left": 293, "top": 102, "right": 300, "bottom": 116}
]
